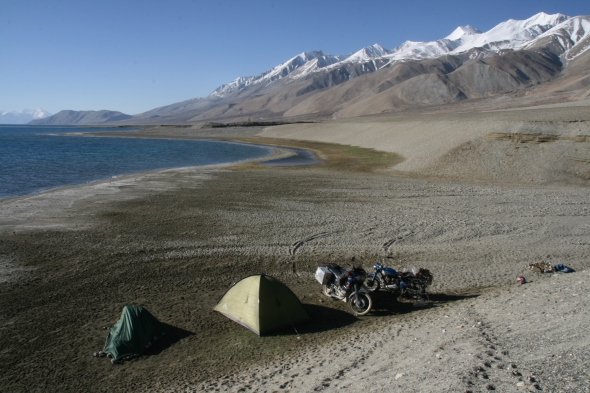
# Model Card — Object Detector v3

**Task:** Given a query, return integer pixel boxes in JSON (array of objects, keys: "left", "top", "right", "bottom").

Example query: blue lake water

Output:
[{"left": 0, "top": 126, "right": 274, "bottom": 199}]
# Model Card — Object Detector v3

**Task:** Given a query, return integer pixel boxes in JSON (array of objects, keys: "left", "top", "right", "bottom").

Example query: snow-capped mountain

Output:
[
  {"left": 523, "top": 15, "right": 590, "bottom": 60},
  {"left": 210, "top": 51, "right": 347, "bottom": 98},
  {"left": 449, "top": 12, "right": 569, "bottom": 54},
  {"left": 378, "top": 25, "right": 482, "bottom": 64},
  {"left": 346, "top": 44, "right": 393, "bottom": 62},
  {"left": 0, "top": 109, "right": 52, "bottom": 124},
  {"left": 374, "top": 13, "right": 571, "bottom": 66},
  {"left": 209, "top": 12, "right": 588, "bottom": 99},
  {"left": 29, "top": 110, "right": 132, "bottom": 125},
  {"left": 445, "top": 25, "right": 483, "bottom": 41}
]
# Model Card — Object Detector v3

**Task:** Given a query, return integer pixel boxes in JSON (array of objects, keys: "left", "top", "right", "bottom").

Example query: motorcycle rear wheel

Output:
[{"left": 348, "top": 293, "right": 372, "bottom": 316}]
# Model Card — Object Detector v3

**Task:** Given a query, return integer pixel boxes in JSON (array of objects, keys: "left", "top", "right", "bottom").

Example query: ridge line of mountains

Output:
[
  {"left": 0, "top": 109, "right": 52, "bottom": 125},
  {"left": 28, "top": 12, "right": 590, "bottom": 126}
]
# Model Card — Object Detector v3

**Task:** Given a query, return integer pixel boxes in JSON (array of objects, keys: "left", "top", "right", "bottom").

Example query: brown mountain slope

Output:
[
  {"left": 191, "top": 48, "right": 567, "bottom": 122},
  {"left": 283, "top": 57, "right": 466, "bottom": 118},
  {"left": 511, "top": 46, "right": 590, "bottom": 103},
  {"left": 448, "top": 50, "right": 562, "bottom": 98},
  {"left": 329, "top": 49, "right": 564, "bottom": 118}
]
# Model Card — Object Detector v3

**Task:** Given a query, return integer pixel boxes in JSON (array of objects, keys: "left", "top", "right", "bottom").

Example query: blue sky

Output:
[{"left": 1, "top": 0, "right": 588, "bottom": 115}]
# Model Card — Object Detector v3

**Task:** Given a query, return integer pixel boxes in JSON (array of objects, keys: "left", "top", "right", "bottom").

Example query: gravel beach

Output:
[{"left": 1, "top": 107, "right": 589, "bottom": 392}]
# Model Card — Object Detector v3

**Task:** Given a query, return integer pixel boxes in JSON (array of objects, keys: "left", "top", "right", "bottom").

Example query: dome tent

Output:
[
  {"left": 101, "top": 305, "right": 168, "bottom": 362},
  {"left": 214, "top": 274, "right": 309, "bottom": 336}
]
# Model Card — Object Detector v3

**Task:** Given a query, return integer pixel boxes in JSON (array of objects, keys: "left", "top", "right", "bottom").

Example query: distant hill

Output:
[
  {"left": 0, "top": 109, "right": 51, "bottom": 124},
  {"left": 30, "top": 110, "right": 132, "bottom": 125}
]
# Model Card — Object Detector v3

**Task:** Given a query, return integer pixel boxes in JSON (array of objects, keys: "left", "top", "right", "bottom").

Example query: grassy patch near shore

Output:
[{"left": 229, "top": 137, "right": 404, "bottom": 172}]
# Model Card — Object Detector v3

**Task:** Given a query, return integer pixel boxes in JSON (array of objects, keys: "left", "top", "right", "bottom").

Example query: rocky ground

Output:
[{"left": 0, "top": 108, "right": 589, "bottom": 392}]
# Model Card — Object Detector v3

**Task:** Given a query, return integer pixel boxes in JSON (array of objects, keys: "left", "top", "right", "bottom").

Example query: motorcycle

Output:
[
  {"left": 365, "top": 262, "right": 401, "bottom": 293},
  {"left": 315, "top": 264, "right": 373, "bottom": 316},
  {"left": 365, "top": 260, "right": 433, "bottom": 300}
]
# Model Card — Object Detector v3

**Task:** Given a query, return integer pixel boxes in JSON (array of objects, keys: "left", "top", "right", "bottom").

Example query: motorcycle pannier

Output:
[{"left": 315, "top": 266, "right": 333, "bottom": 285}]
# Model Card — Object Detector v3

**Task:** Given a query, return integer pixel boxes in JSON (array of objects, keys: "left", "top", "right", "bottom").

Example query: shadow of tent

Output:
[
  {"left": 260, "top": 304, "right": 358, "bottom": 337},
  {"left": 369, "top": 291, "right": 480, "bottom": 317},
  {"left": 142, "top": 324, "right": 195, "bottom": 357}
]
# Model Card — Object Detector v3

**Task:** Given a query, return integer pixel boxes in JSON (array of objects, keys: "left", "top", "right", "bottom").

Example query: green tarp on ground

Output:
[
  {"left": 213, "top": 274, "right": 309, "bottom": 336},
  {"left": 103, "top": 305, "right": 168, "bottom": 361}
]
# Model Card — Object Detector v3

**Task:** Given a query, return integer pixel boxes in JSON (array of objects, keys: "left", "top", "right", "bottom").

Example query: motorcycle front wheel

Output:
[
  {"left": 364, "top": 275, "right": 381, "bottom": 292},
  {"left": 348, "top": 293, "right": 373, "bottom": 316}
]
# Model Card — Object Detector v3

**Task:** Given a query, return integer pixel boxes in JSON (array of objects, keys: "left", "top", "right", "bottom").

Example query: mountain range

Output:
[
  {"left": 32, "top": 12, "right": 590, "bottom": 125},
  {"left": 29, "top": 110, "right": 132, "bottom": 125},
  {"left": 1, "top": 109, "right": 51, "bottom": 125}
]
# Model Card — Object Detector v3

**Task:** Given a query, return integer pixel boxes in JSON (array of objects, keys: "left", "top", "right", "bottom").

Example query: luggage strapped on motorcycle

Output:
[{"left": 326, "top": 264, "right": 348, "bottom": 285}]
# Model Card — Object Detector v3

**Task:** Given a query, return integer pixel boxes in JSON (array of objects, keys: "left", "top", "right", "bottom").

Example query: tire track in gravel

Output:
[
  {"left": 289, "top": 232, "right": 341, "bottom": 255},
  {"left": 382, "top": 231, "right": 414, "bottom": 255}
]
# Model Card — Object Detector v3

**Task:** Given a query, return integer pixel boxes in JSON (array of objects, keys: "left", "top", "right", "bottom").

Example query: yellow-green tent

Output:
[{"left": 213, "top": 275, "right": 309, "bottom": 336}]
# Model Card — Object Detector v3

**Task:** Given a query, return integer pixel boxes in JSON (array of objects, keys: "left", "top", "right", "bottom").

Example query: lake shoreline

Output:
[{"left": 0, "top": 125, "right": 306, "bottom": 201}]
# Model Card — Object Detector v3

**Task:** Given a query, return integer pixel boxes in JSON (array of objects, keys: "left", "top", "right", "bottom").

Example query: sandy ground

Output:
[
  {"left": 1, "top": 107, "right": 589, "bottom": 393},
  {"left": 260, "top": 106, "right": 590, "bottom": 187}
]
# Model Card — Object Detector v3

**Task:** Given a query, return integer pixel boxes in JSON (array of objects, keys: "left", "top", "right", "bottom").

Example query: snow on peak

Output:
[
  {"left": 522, "top": 15, "right": 590, "bottom": 58},
  {"left": 296, "top": 50, "right": 325, "bottom": 62},
  {"left": 209, "top": 50, "right": 338, "bottom": 97},
  {"left": 346, "top": 44, "right": 392, "bottom": 62},
  {"left": 255, "top": 50, "right": 325, "bottom": 83},
  {"left": 385, "top": 37, "right": 458, "bottom": 63},
  {"left": 450, "top": 12, "right": 571, "bottom": 54},
  {"left": 267, "top": 51, "right": 325, "bottom": 72},
  {"left": 0, "top": 108, "right": 52, "bottom": 124},
  {"left": 445, "top": 25, "right": 482, "bottom": 40},
  {"left": 209, "top": 76, "right": 257, "bottom": 98},
  {"left": 31, "top": 108, "right": 51, "bottom": 118},
  {"left": 525, "top": 12, "right": 569, "bottom": 28}
]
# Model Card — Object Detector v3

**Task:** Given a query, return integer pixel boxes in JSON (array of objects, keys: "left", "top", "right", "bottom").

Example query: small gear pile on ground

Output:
[{"left": 525, "top": 262, "right": 554, "bottom": 273}]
